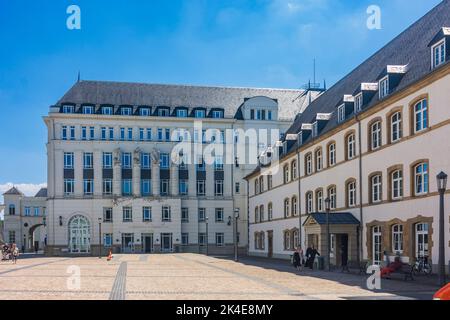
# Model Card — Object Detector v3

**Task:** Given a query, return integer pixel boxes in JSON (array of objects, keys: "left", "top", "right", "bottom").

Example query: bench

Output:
[
  {"left": 343, "top": 260, "right": 369, "bottom": 275},
  {"left": 386, "top": 264, "right": 414, "bottom": 281}
]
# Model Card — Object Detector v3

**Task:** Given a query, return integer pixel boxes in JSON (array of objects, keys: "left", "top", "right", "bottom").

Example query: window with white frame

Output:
[
  {"left": 371, "top": 174, "right": 382, "bottom": 203},
  {"left": 25, "top": 207, "right": 31, "bottom": 216},
  {"left": 160, "top": 180, "right": 169, "bottom": 196},
  {"left": 354, "top": 93, "right": 363, "bottom": 113},
  {"left": 61, "top": 126, "right": 68, "bottom": 140},
  {"left": 83, "top": 179, "right": 93, "bottom": 195},
  {"left": 268, "top": 203, "right": 273, "bottom": 221},
  {"left": 64, "top": 179, "right": 74, "bottom": 195},
  {"left": 123, "top": 207, "right": 132, "bottom": 222},
  {"left": 328, "top": 142, "right": 336, "bottom": 166},
  {"left": 198, "top": 233, "right": 207, "bottom": 246},
  {"left": 259, "top": 205, "right": 264, "bottom": 222},
  {"left": 379, "top": 76, "right": 389, "bottom": 99},
  {"left": 181, "top": 208, "right": 189, "bottom": 223},
  {"left": 414, "top": 162, "right": 429, "bottom": 195},
  {"left": 291, "top": 160, "right": 297, "bottom": 179},
  {"left": 284, "top": 198, "right": 290, "bottom": 218},
  {"left": 62, "top": 105, "right": 74, "bottom": 113},
  {"left": 181, "top": 233, "right": 189, "bottom": 245},
  {"left": 33, "top": 207, "right": 39, "bottom": 217},
  {"left": 284, "top": 231, "right": 291, "bottom": 251},
  {"left": 215, "top": 208, "right": 224, "bottom": 222},
  {"left": 162, "top": 206, "right": 171, "bottom": 222},
  {"left": 196, "top": 180, "right": 205, "bottom": 196},
  {"left": 81, "top": 126, "right": 87, "bottom": 140},
  {"left": 306, "top": 192, "right": 313, "bottom": 214},
  {"left": 198, "top": 208, "right": 206, "bottom": 222},
  {"left": 143, "top": 207, "right": 152, "bottom": 222},
  {"left": 121, "top": 107, "right": 132, "bottom": 116},
  {"left": 291, "top": 196, "right": 298, "bottom": 216},
  {"left": 141, "top": 153, "right": 150, "bottom": 169},
  {"left": 216, "top": 233, "right": 225, "bottom": 246},
  {"left": 176, "top": 109, "right": 188, "bottom": 117},
  {"left": 104, "top": 234, "right": 113, "bottom": 247},
  {"left": 214, "top": 180, "right": 224, "bottom": 196},
  {"left": 122, "top": 153, "right": 132, "bottom": 169},
  {"left": 328, "top": 186, "right": 337, "bottom": 210},
  {"left": 312, "top": 122, "right": 318, "bottom": 137},
  {"left": 347, "top": 181, "right": 356, "bottom": 207},
  {"left": 140, "top": 108, "right": 150, "bottom": 116},
  {"left": 347, "top": 133, "right": 356, "bottom": 159},
  {"left": 371, "top": 121, "right": 382, "bottom": 150},
  {"left": 315, "top": 148, "right": 323, "bottom": 171},
  {"left": 432, "top": 39, "right": 446, "bottom": 69},
  {"left": 414, "top": 99, "right": 428, "bottom": 133},
  {"left": 391, "top": 112, "right": 402, "bottom": 143},
  {"left": 158, "top": 108, "right": 170, "bottom": 117},
  {"left": 64, "top": 152, "right": 74, "bottom": 169},
  {"left": 392, "top": 224, "right": 404, "bottom": 253},
  {"left": 391, "top": 170, "right": 403, "bottom": 200},
  {"left": 160, "top": 153, "right": 169, "bottom": 168},
  {"left": 103, "top": 179, "right": 113, "bottom": 195},
  {"left": 212, "top": 110, "right": 224, "bottom": 118},
  {"left": 195, "top": 109, "right": 205, "bottom": 118},
  {"left": 179, "top": 180, "right": 188, "bottom": 195},
  {"left": 254, "top": 207, "right": 259, "bottom": 223},
  {"left": 305, "top": 153, "right": 312, "bottom": 175},
  {"left": 283, "top": 165, "right": 290, "bottom": 183},
  {"left": 103, "top": 207, "right": 113, "bottom": 222},
  {"left": 83, "top": 152, "right": 93, "bottom": 169},
  {"left": 102, "top": 106, "right": 113, "bottom": 115},
  {"left": 316, "top": 190, "right": 323, "bottom": 212},
  {"left": 338, "top": 105, "right": 345, "bottom": 123},
  {"left": 83, "top": 105, "right": 94, "bottom": 114}
]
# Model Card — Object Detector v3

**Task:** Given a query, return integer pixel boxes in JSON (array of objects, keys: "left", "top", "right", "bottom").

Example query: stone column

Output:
[
  {"left": 113, "top": 148, "right": 122, "bottom": 197},
  {"left": 133, "top": 148, "right": 141, "bottom": 197},
  {"left": 171, "top": 163, "right": 179, "bottom": 196}
]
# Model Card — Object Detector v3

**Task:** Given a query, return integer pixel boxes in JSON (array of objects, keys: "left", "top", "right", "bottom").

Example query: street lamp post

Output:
[
  {"left": 234, "top": 208, "right": 240, "bottom": 262},
  {"left": 98, "top": 218, "right": 102, "bottom": 259},
  {"left": 325, "top": 197, "right": 331, "bottom": 271},
  {"left": 205, "top": 217, "right": 209, "bottom": 256},
  {"left": 436, "top": 171, "right": 448, "bottom": 287}
]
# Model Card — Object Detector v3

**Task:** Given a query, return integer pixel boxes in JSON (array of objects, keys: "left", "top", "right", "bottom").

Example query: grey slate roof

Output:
[
  {"left": 286, "top": 0, "right": 450, "bottom": 144},
  {"left": 34, "top": 188, "right": 48, "bottom": 198},
  {"left": 57, "top": 81, "right": 313, "bottom": 121},
  {"left": 303, "top": 213, "right": 360, "bottom": 226},
  {"left": 2, "top": 187, "right": 23, "bottom": 196}
]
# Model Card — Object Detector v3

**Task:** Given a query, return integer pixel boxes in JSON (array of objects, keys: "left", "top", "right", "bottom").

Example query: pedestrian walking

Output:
[
  {"left": 293, "top": 247, "right": 305, "bottom": 271},
  {"left": 12, "top": 244, "right": 19, "bottom": 264},
  {"left": 305, "top": 244, "right": 320, "bottom": 270}
]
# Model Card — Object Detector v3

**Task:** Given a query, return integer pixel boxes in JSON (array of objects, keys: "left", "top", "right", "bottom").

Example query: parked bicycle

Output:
[{"left": 412, "top": 256, "right": 433, "bottom": 275}]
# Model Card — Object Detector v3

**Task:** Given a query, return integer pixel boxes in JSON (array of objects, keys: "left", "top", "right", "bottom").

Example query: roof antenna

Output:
[
  {"left": 77, "top": 71, "right": 81, "bottom": 83},
  {"left": 323, "top": 79, "right": 327, "bottom": 91},
  {"left": 313, "top": 58, "right": 316, "bottom": 86}
]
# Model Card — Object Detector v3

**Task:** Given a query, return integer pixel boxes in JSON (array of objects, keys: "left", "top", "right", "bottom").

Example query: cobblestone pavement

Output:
[{"left": 0, "top": 254, "right": 440, "bottom": 300}]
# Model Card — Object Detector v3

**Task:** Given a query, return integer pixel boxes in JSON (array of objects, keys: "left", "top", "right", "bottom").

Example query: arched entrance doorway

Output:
[
  {"left": 28, "top": 224, "right": 45, "bottom": 253},
  {"left": 68, "top": 215, "right": 91, "bottom": 253}
]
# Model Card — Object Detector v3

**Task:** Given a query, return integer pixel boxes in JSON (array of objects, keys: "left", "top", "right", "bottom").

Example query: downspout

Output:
[
  {"left": 357, "top": 115, "right": 363, "bottom": 264},
  {"left": 297, "top": 140, "right": 303, "bottom": 248},
  {"left": 246, "top": 179, "right": 250, "bottom": 257}
]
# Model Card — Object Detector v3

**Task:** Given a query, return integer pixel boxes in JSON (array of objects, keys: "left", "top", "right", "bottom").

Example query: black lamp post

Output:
[
  {"left": 234, "top": 209, "right": 240, "bottom": 262},
  {"left": 325, "top": 197, "right": 331, "bottom": 271},
  {"left": 436, "top": 171, "right": 447, "bottom": 286},
  {"left": 98, "top": 218, "right": 102, "bottom": 259}
]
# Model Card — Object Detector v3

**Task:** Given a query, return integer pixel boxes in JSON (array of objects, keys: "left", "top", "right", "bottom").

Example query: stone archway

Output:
[
  {"left": 68, "top": 215, "right": 91, "bottom": 253},
  {"left": 28, "top": 224, "right": 45, "bottom": 253}
]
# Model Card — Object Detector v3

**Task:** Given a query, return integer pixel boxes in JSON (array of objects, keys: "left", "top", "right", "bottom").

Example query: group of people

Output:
[
  {"left": 1, "top": 243, "right": 19, "bottom": 264},
  {"left": 292, "top": 245, "right": 320, "bottom": 271}
]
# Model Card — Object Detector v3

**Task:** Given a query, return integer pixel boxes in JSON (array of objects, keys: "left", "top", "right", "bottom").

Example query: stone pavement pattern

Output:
[{"left": 0, "top": 254, "right": 439, "bottom": 300}]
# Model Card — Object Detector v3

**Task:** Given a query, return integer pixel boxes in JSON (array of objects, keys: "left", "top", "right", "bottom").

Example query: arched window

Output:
[
  {"left": 327, "top": 186, "right": 337, "bottom": 210},
  {"left": 259, "top": 205, "right": 264, "bottom": 222},
  {"left": 259, "top": 232, "right": 265, "bottom": 250},
  {"left": 306, "top": 192, "right": 313, "bottom": 214},
  {"left": 413, "top": 99, "right": 428, "bottom": 133},
  {"left": 259, "top": 176, "right": 264, "bottom": 193},
  {"left": 305, "top": 153, "right": 313, "bottom": 175},
  {"left": 268, "top": 203, "right": 273, "bottom": 221},
  {"left": 346, "top": 132, "right": 356, "bottom": 160},
  {"left": 255, "top": 207, "right": 259, "bottom": 223},
  {"left": 390, "top": 169, "right": 403, "bottom": 200},
  {"left": 267, "top": 174, "right": 273, "bottom": 190},
  {"left": 390, "top": 112, "right": 403, "bottom": 143},
  {"left": 254, "top": 232, "right": 259, "bottom": 250},
  {"left": 291, "top": 160, "right": 298, "bottom": 180},
  {"left": 315, "top": 148, "right": 323, "bottom": 172},
  {"left": 255, "top": 179, "right": 259, "bottom": 195},
  {"left": 283, "top": 164, "right": 290, "bottom": 184},
  {"left": 346, "top": 179, "right": 357, "bottom": 207},
  {"left": 392, "top": 224, "right": 404, "bottom": 253},
  {"left": 414, "top": 162, "right": 429, "bottom": 195},
  {"left": 316, "top": 189, "right": 324, "bottom": 212},
  {"left": 370, "top": 174, "right": 382, "bottom": 203},
  {"left": 370, "top": 120, "right": 382, "bottom": 150},
  {"left": 328, "top": 142, "right": 336, "bottom": 167},
  {"left": 372, "top": 226, "right": 382, "bottom": 265},
  {"left": 292, "top": 229, "right": 299, "bottom": 249},
  {"left": 69, "top": 215, "right": 91, "bottom": 253},
  {"left": 284, "top": 231, "right": 291, "bottom": 251},
  {"left": 284, "top": 198, "right": 290, "bottom": 218},
  {"left": 291, "top": 196, "right": 298, "bottom": 216},
  {"left": 9, "top": 204, "right": 15, "bottom": 216}
]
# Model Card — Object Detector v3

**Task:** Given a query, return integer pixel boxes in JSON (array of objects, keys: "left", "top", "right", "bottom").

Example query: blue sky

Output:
[{"left": 0, "top": 0, "right": 442, "bottom": 202}]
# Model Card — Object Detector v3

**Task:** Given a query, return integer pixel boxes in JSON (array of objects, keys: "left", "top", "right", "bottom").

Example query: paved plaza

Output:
[{"left": 0, "top": 254, "right": 440, "bottom": 300}]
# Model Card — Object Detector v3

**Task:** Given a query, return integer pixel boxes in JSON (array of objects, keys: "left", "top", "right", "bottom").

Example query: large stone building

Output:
[
  {"left": 43, "top": 81, "right": 321, "bottom": 256},
  {"left": 246, "top": 1, "right": 450, "bottom": 273},
  {"left": 2, "top": 187, "right": 47, "bottom": 252}
]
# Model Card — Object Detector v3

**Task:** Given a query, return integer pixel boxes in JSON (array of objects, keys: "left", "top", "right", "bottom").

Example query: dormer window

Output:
[
  {"left": 282, "top": 141, "right": 287, "bottom": 154},
  {"left": 212, "top": 110, "right": 224, "bottom": 119},
  {"left": 82, "top": 105, "right": 94, "bottom": 114},
  {"left": 354, "top": 93, "right": 363, "bottom": 113},
  {"left": 337, "top": 105, "right": 345, "bottom": 123},
  {"left": 379, "top": 76, "right": 389, "bottom": 99},
  {"left": 195, "top": 109, "right": 206, "bottom": 118},
  {"left": 102, "top": 106, "right": 113, "bottom": 115},
  {"left": 62, "top": 105, "right": 75, "bottom": 114},
  {"left": 139, "top": 108, "right": 150, "bottom": 116},
  {"left": 176, "top": 109, "right": 188, "bottom": 117},
  {"left": 312, "top": 122, "right": 318, "bottom": 138},
  {"left": 121, "top": 107, "right": 132, "bottom": 116},
  {"left": 158, "top": 108, "right": 170, "bottom": 117},
  {"left": 432, "top": 39, "right": 446, "bottom": 69}
]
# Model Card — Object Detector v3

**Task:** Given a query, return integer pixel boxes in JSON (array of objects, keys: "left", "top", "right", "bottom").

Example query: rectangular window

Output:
[
  {"left": 103, "top": 208, "right": 113, "bottom": 222},
  {"left": 141, "top": 153, "right": 150, "bottom": 169},
  {"left": 121, "top": 107, "right": 132, "bottom": 116},
  {"left": 160, "top": 180, "right": 169, "bottom": 196},
  {"left": 146, "top": 128, "right": 152, "bottom": 141},
  {"left": 379, "top": 76, "right": 389, "bottom": 99},
  {"left": 157, "top": 128, "right": 163, "bottom": 141},
  {"left": 433, "top": 40, "right": 446, "bottom": 68},
  {"left": 214, "top": 180, "right": 224, "bottom": 196},
  {"left": 33, "top": 207, "right": 38, "bottom": 217},
  {"left": 140, "top": 108, "right": 150, "bottom": 116},
  {"left": 123, "top": 207, "right": 132, "bottom": 222},
  {"left": 179, "top": 180, "right": 188, "bottom": 195},
  {"left": 64, "top": 179, "right": 75, "bottom": 195},
  {"left": 195, "top": 109, "right": 205, "bottom": 118},
  {"left": 122, "top": 179, "right": 132, "bottom": 196},
  {"left": 354, "top": 93, "right": 363, "bottom": 113},
  {"left": 214, "top": 156, "right": 224, "bottom": 171},
  {"left": 197, "top": 157, "right": 205, "bottom": 171},
  {"left": 139, "top": 128, "right": 145, "bottom": 141},
  {"left": 143, "top": 207, "right": 152, "bottom": 222},
  {"left": 89, "top": 127, "right": 95, "bottom": 140},
  {"left": 103, "top": 179, "right": 113, "bottom": 195},
  {"left": 101, "top": 127, "right": 107, "bottom": 140},
  {"left": 104, "top": 234, "right": 113, "bottom": 247},
  {"left": 199, "top": 233, "right": 207, "bottom": 246},
  {"left": 81, "top": 126, "right": 87, "bottom": 140},
  {"left": 181, "top": 233, "right": 189, "bottom": 245},
  {"left": 62, "top": 105, "right": 74, "bottom": 113},
  {"left": 109, "top": 127, "right": 114, "bottom": 140},
  {"left": 216, "top": 233, "right": 225, "bottom": 246},
  {"left": 120, "top": 128, "right": 125, "bottom": 141},
  {"left": 84, "top": 179, "right": 94, "bottom": 195},
  {"left": 312, "top": 122, "right": 318, "bottom": 137},
  {"left": 64, "top": 152, "right": 74, "bottom": 169},
  {"left": 103, "top": 153, "right": 112, "bottom": 169},
  {"left": 165, "top": 129, "right": 171, "bottom": 141},
  {"left": 177, "top": 109, "right": 188, "bottom": 117},
  {"left": 268, "top": 111, "right": 273, "bottom": 120},
  {"left": 70, "top": 126, "right": 75, "bottom": 140},
  {"left": 141, "top": 179, "right": 151, "bottom": 196},
  {"left": 25, "top": 207, "right": 31, "bottom": 216},
  {"left": 102, "top": 106, "right": 113, "bottom": 115},
  {"left": 122, "top": 153, "right": 132, "bottom": 169},
  {"left": 127, "top": 128, "right": 133, "bottom": 141},
  {"left": 162, "top": 206, "right": 171, "bottom": 222},
  {"left": 8, "top": 231, "right": 16, "bottom": 244},
  {"left": 158, "top": 109, "right": 169, "bottom": 117},
  {"left": 212, "top": 110, "right": 224, "bottom": 118},
  {"left": 235, "top": 182, "right": 240, "bottom": 194},
  {"left": 198, "top": 208, "right": 206, "bottom": 222},
  {"left": 160, "top": 153, "right": 169, "bottom": 168},
  {"left": 197, "top": 180, "right": 205, "bottom": 196},
  {"left": 61, "top": 126, "right": 68, "bottom": 140},
  {"left": 215, "top": 208, "right": 224, "bottom": 222},
  {"left": 338, "top": 105, "right": 345, "bottom": 123},
  {"left": 181, "top": 208, "right": 189, "bottom": 223},
  {"left": 83, "top": 152, "right": 93, "bottom": 169}
]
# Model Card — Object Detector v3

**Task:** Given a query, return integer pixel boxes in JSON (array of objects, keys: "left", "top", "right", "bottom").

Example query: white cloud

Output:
[{"left": 0, "top": 183, "right": 47, "bottom": 219}]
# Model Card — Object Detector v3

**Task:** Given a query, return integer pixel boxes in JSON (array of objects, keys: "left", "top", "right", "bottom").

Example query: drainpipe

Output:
[
  {"left": 246, "top": 180, "right": 250, "bottom": 257},
  {"left": 356, "top": 115, "right": 364, "bottom": 264},
  {"left": 297, "top": 139, "right": 303, "bottom": 248}
]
